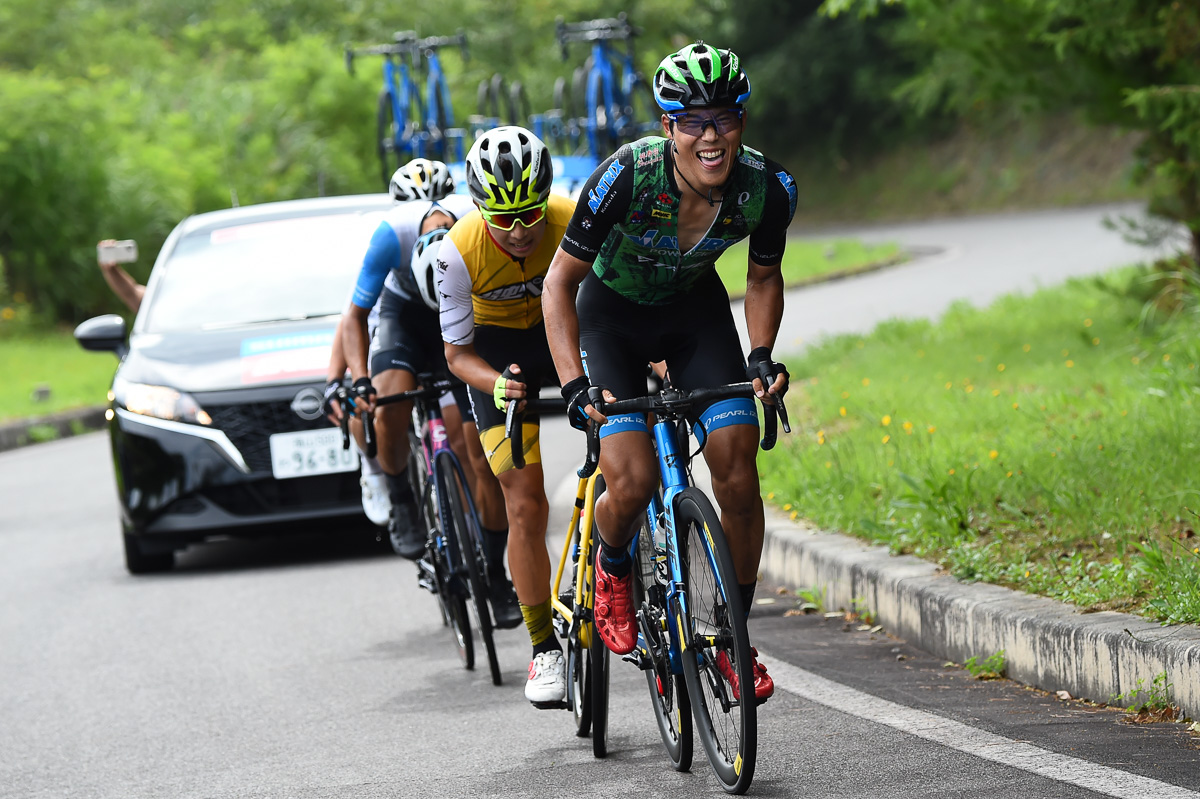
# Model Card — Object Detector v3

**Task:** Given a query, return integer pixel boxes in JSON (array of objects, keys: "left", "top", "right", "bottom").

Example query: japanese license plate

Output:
[{"left": 268, "top": 428, "right": 359, "bottom": 479}]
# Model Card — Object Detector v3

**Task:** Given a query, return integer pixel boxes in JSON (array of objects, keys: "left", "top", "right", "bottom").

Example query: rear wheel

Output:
[
  {"left": 438, "top": 453, "right": 502, "bottom": 686},
  {"left": 633, "top": 507, "right": 693, "bottom": 771},
  {"left": 676, "top": 488, "right": 756, "bottom": 795},
  {"left": 568, "top": 629, "right": 591, "bottom": 736},
  {"left": 586, "top": 476, "right": 610, "bottom": 758}
]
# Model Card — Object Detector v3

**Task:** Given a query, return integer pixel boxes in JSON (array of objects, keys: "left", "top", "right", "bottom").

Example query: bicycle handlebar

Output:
[
  {"left": 337, "top": 374, "right": 463, "bottom": 461},
  {"left": 555, "top": 13, "right": 639, "bottom": 60},
  {"left": 344, "top": 29, "right": 468, "bottom": 75},
  {"left": 577, "top": 382, "right": 791, "bottom": 479}
]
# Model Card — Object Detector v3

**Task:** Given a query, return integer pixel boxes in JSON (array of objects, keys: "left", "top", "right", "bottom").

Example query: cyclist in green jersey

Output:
[{"left": 543, "top": 43, "right": 795, "bottom": 703}]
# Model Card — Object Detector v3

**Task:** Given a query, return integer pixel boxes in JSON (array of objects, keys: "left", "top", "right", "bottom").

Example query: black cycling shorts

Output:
[
  {"left": 468, "top": 322, "right": 559, "bottom": 474},
  {"left": 371, "top": 290, "right": 471, "bottom": 414},
  {"left": 577, "top": 269, "right": 747, "bottom": 401}
]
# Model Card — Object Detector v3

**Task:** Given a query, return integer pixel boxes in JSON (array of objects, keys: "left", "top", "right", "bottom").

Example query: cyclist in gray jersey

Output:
[{"left": 544, "top": 43, "right": 795, "bottom": 703}]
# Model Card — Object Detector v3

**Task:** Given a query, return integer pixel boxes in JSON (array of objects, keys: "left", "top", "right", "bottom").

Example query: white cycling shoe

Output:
[
  {"left": 359, "top": 472, "right": 391, "bottom": 527},
  {"left": 524, "top": 650, "right": 566, "bottom": 707}
]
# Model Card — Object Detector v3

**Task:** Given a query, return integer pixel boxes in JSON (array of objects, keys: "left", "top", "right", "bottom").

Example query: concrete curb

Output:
[
  {"left": 0, "top": 405, "right": 108, "bottom": 454},
  {"left": 759, "top": 510, "right": 1200, "bottom": 719}
]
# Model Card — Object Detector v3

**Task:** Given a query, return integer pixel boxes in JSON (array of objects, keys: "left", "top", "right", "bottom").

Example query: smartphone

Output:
[{"left": 97, "top": 240, "right": 138, "bottom": 264}]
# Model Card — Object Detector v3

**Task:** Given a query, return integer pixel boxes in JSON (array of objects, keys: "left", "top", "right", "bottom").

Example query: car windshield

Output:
[{"left": 142, "top": 209, "right": 381, "bottom": 333}]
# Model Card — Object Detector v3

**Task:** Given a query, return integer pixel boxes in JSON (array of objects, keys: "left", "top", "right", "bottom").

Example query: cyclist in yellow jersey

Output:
[{"left": 435, "top": 126, "right": 575, "bottom": 706}]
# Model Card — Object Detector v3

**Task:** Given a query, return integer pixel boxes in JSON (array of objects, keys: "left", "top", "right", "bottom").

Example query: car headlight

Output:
[{"left": 113, "top": 377, "right": 212, "bottom": 425}]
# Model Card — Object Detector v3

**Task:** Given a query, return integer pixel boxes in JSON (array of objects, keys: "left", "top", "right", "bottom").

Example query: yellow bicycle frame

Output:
[{"left": 551, "top": 469, "right": 604, "bottom": 651}]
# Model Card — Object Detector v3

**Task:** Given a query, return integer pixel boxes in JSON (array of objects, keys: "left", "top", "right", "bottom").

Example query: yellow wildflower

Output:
[
  {"left": 1092, "top": 338, "right": 1100, "bottom": 346},
  {"left": 1065, "top": 360, "right": 1074, "bottom": 368},
  {"left": 882, "top": 415, "right": 891, "bottom": 426},
  {"left": 927, "top": 425, "right": 936, "bottom": 434},
  {"left": 948, "top": 468, "right": 955, "bottom": 475},
  {"left": 1023, "top": 344, "right": 1031, "bottom": 352},
  {"left": 1084, "top": 318, "right": 1093, "bottom": 327},
  {"left": 902, "top": 421, "right": 913, "bottom": 433},
  {"left": 881, "top": 435, "right": 890, "bottom": 444},
  {"left": 0, "top": 307, "right": 13, "bottom": 321},
  {"left": 861, "top": 378, "right": 870, "bottom": 387},
  {"left": 841, "top": 391, "right": 850, "bottom": 399},
  {"left": 1013, "top": 403, "right": 1019, "bottom": 410},
  {"left": 997, "top": 364, "right": 1005, "bottom": 372},
  {"left": 839, "top": 406, "right": 847, "bottom": 417},
  {"left": 989, "top": 450, "right": 998, "bottom": 459},
  {"left": 1164, "top": 354, "right": 1171, "bottom": 362}
]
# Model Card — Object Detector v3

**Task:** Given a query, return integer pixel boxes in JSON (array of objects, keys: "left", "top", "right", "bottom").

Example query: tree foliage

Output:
[
  {"left": 0, "top": 0, "right": 722, "bottom": 324},
  {"left": 824, "top": 0, "right": 1200, "bottom": 263}
]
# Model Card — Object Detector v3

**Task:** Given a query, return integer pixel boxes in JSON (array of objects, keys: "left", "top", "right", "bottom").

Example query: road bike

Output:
[
  {"left": 338, "top": 374, "right": 502, "bottom": 685},
  {"left": 345, "top": 30, "right": 468, "bottom": 189},
  {"left": 579, "top": 380, "right": 789, "bottom": 794},
  {"left": 503, "top": 390, "right": 610, "bottom": 757},
  {"left": 554, "top": 13, "right": 659, "bottom": 161}
]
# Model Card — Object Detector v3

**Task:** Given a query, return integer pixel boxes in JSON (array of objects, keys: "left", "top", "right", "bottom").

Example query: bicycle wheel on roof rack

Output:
[
  {"left": 376, "top": 89, "right": 402, "bottom": 190},
  {"left": 508, "top": 81, "right": 532, "bottom": 127}
]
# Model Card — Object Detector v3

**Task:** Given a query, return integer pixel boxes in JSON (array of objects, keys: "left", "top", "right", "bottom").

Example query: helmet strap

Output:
[{"left": 671, "top": 140, "right": 731, "bottom": 208}]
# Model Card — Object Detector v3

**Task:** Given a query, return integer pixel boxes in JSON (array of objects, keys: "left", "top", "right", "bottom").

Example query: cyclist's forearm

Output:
[
  {"left": 743, "top": 267, "right": 784, "bottom": 351},
  {"left": 444, "top": 341, "right": 502, "bottom": 396},
  {"left": 326, "top": 316, "right": 350, "bottom": 383},
  {"left": 543, "top": 252, "right": 590, "bottom": 382},
  {"left": 342, "top": 310, "right": 371, "bottom": 380}
]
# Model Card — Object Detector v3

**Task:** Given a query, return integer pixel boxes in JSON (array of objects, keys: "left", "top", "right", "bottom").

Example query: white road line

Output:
[{"left": 758, "top": 651, "right": 1200, "bottom": 799}]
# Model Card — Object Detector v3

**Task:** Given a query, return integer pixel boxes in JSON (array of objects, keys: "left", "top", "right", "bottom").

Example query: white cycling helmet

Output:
[
  {"left": 411, "top": 228, "right": 449, "bottom": 310},
  {"left": 389, "top": 159, "right": 455, "bottom": 202},
  {"left": 464, "top": 126, "right": 553, "bottom": 211}
]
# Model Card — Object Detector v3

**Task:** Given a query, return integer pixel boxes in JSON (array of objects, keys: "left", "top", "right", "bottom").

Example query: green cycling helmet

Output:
[{"left": 653, "top": 42, "right": 750, "bottom": 111}]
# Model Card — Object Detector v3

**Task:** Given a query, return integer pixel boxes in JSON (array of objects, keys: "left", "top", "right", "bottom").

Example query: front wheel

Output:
[
  {"left": 586, "top": 480, "right": 610, "bottom": 758},
  {"left": 675, "top": 488, "right": 756, "bottom": 794},
  {"left": 437, "top": 453, "right": 502, "bottom": 686}
]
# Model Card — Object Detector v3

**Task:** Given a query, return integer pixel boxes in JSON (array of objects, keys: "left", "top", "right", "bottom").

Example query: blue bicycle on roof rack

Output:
[
  {"left": 345, "top": 30, "right": 469, "bottom": 189},
  {"left": 555, "top": 13, "right": 660, "bottom": 162}
]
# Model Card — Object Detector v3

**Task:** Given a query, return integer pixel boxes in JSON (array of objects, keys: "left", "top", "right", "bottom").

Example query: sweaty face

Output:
[
  {"left": 485, "top": 216, "right": 547, "bottom": 260},
  {"left": 662, "top": 106, "right": 746, "bottom": 193}
]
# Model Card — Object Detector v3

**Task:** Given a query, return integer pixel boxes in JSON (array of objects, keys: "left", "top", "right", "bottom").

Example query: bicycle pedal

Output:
[
  {"left": 530, "top": 699, "right": 569, "bottom": 711},
  {"left": 622, "top": 649, "right": 650, "bottom": 670}
]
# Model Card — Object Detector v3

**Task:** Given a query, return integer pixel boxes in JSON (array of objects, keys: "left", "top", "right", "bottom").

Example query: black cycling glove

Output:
[
  {"left": 746, "top": 347, "right": 790, "bottom": 396},
  {"left": 349, "top": 376, "right": 376, "bottom": 413},
  {"left": 562, "top": 375, "right": 606, "bottom": 431},
  {"left": 322, "top": 379, "right": 343, "bottom": 418}
]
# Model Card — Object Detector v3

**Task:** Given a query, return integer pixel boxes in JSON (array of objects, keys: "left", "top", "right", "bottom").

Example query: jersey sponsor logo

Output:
[
  {"left": 636, "top": 148, "right": 664, "bottom": 167},
  {"left": 624, "top": 229, "right": 730, "bottom": 253},
  {"left": 629, "top": 210, "right": 648, "bottom": 222},
  {"left": 656, "top": 192, "right": 673, "bottom": 205},
  {"left": 478, "top": 276, "right": 544, "bottom": 301},
  {"left": 737, "top": 151, "right": 765, "bottom": 170},
  {"left": 587, "top": 161, "right": 625, "bottom": 213},
  {"left": 581, "top": 217, "right": 593, "bottom": 230},
  {"left": 706, "top": 407, "right": 756, "bottom": 423},
  {"left": 562, "top": 232, "right": 598, "bottom": 255},
  {"left": 776, "top": 170, "right": 797, "bottom": 216},
  {"left": 651, "top": 207, "right": 672, "bottom": 219},
  {"left": 737, "top": 191, "right": 751, "bottom": 206}
]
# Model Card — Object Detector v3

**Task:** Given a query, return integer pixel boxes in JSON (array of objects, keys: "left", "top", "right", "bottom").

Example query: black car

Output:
[{"left": 76, "top": 194, "right": 393, "bottom": 573}]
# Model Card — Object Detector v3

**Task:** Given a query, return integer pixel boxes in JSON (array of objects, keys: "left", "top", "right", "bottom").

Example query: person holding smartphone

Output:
[{"left": 96, "top": 239, "right": 145, "bottom": 313}]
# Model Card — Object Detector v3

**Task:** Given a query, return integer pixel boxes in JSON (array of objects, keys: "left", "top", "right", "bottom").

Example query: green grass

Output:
[
  {"left": 716, "top": 238, "right": 901, "bottom": 297},
  {"left": 0, "top": 332, "right": 117, "bottom": 423},
  {"left": 763, "top": 267, "right": 1200, "bottom": 624}
]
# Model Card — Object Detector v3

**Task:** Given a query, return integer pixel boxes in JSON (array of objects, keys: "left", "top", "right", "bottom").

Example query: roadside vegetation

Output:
[
  {"left": 764, "top": 263, "right": 1200, "bottom": 625},
  {"left": 0, "top": 331, "right": 118, "bottom": 423},
  {"left": 715, "top": 239, "right": 901, "bottom": 297}
]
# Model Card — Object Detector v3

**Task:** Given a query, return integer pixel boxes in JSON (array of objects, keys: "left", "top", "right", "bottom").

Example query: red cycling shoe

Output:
[
  {"left": 592, "top": 557, "right": 637, "bottom": 655},
  {"left": 716, "top": 646, "right": 774, "bottom": 704}
]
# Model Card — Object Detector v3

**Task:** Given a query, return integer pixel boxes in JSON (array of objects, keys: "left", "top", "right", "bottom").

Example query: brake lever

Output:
[
  {"left": 502, "top": 367, "right": 524, "bottom": 470},
  {"left": 337, "top": 387, "right": 351, "bottom": 450}
]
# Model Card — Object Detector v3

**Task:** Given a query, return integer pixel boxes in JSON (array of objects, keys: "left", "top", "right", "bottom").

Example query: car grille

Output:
[{"left": 205, "top": 399, "right": 329, "bottom": 473}]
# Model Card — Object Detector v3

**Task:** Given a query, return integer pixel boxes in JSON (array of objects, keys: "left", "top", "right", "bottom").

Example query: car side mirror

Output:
[{"left": 75, "top": 314, "right": 129, "bottom": 358}]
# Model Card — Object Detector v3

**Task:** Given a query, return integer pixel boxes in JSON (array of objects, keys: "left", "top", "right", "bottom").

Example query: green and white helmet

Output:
[
  {"left": 464, "top": 126, "right": 553, "bottom": 211},
  {"left": 653, "top": 42, "right": 750, "bottom": 111}
]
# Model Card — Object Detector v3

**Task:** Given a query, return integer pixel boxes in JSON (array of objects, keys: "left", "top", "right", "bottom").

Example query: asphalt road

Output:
[{"left": 4, "top": 205, "right": 1198, "bottom": 798}]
